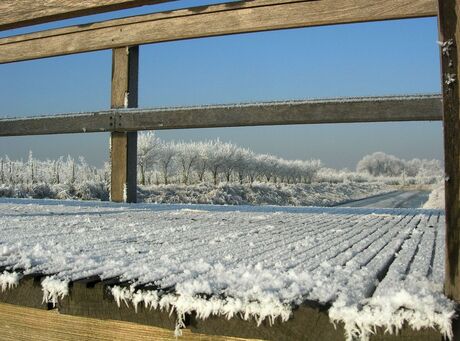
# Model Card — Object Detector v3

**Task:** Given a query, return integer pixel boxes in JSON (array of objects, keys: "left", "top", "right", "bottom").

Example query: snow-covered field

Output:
[
  {"left": 423, "top": 183, "right": 445, "bottom": 209},
  {"left": 0, "top": 198, "right": 453, "bottom": 340},
  {"left": 0, "top": 181, "right": 392, "bottom": 207},
  {"left": 139, "top": 182, "right": 391, "bottom": 206}
]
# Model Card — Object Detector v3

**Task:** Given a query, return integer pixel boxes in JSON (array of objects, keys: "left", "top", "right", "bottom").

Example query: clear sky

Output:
[{"left": 0, "top": 1, "right": 443, "bottom": 169}]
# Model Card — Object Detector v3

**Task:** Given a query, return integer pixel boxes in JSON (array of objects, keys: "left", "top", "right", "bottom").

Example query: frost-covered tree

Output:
[
  {"left": 176, "top": 141, "right": 199, "bottom": 184},
  {"left": 207, "top": 140, "right": 229, "bottom": 185},
  {"left": 404, "top": 158, "right": 422, "bottom": 177},
  {"left": 138, "top": 131, "right": 160, "bottom": 185},
  {"left": 52, "top": 157, "right": 63, "bottom": 184},
  {"left": 357, "top": 152, "right": 442, "bottom": 181},
  {"left": 357, "top": 152, "right": 404, "bottom": 177},
  {"left": 418, "top": 159, "right": 442, "bottom": 177},
  {"left": 233, "top": 148, "right": 253, "bottom": 184},
  {"left": 246, "top": 154, "right": 265, "bottom": 183},
  {"left": 156, "top": 142, "right": 177, "bottom": 185},
  {"left": 193, "top": 141, "right": 210, "bottom": 183},
  {"left": 0, "top": 158, "right": 3, "bottom": 184},
  {"left": 220, "top": 142, "right": 239, "bottom": 183},
  {"left": 28, "top": 151, "right": 36, "bottom": 184}
]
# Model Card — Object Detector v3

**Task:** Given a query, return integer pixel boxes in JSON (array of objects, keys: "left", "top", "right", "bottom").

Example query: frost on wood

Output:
[
  {"left": 111, "top": 264, "right": 294, "bottom": 334},
  {"left": 41, "top": 276, "right": 69, "bottom": 307},
  {"left": 329, "top": 213, "right": 454, "bottom": 340},
  {"left": 0, "top": 271, "right": 21, "bottom": 292},
  {"left": 0, "top": 94, "right": 441, "bottom": 121},
  {"left": 0, "top": 198, "right": 454, "bottom": 339}
]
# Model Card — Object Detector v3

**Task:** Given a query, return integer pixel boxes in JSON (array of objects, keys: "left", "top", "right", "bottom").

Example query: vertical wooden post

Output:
[
  {"left": 439, "top": 0, "right": 460, "bottom": 302},
  {"left": 110, "top": 46, "right": 138, "bottom": 203}
]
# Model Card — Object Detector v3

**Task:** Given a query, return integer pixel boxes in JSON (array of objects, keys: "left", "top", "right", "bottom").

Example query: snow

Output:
[
  {"left": 0, "top": 271, "right": 21, "bottom": 292},
  {"left": 0, "top": 181, "right": 391, "bottom": 207},
  {"left": 0, "top": 198, "right": 453, "bottom": 340},
  {"left": 42, "top": 276, "right": 69, "bottom": 307},
  {"left": 139, "top": 182, "right": 390, "bottom": 206},
  {"left": 423, "top": 183, "right": 445, "bottom": 209}
]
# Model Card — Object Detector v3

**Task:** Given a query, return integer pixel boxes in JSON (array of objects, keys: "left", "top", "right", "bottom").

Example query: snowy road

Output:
[
  {"left": 336, "top": 190, "right": 430, "bottom": 208},
  {"left": 0, "top": 198, "right": 453, "bottom": 340}
]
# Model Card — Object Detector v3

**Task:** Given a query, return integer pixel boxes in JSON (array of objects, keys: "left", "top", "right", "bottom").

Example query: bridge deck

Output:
[{"left": 0, "top": 198, "right": 451, "bottom": 340}]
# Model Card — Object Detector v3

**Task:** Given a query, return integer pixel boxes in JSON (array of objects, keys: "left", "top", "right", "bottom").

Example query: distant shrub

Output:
[
  {"left": 75, "top": 181, "right": 109, "bottom": 201},
  {"left": 0, "top": 185, "right": 14, "bottom": 198},
  {"left": 31, "top": 183, "right": 53, "bottom": 198}
]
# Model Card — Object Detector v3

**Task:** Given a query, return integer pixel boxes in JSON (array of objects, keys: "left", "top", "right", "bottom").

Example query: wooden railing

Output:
[
  {"left": 0, "top": 0, "right": 437, "bottom": 63},
  {"left": 1, "top": 0, "right": 459, "bottom": 317},
  {"left": 0, "top": 95, "right": 443, "bottom": 136}
]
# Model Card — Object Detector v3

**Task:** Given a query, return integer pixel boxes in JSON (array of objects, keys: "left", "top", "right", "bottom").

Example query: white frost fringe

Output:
[
  {"left": 112, "top": 283, "right": 456, "bottom": 340},
  {"left": 0, "top": 271, "right": 21, "bottom": 291},
  {"left": 41, "top": 276, "right": 69, "bottom": 307},
  {"left": 329, "top": 289, "right": 456, "bottom": 341},
  {"left": 111, "top": 285, "right": 292, "bottom": 337}
]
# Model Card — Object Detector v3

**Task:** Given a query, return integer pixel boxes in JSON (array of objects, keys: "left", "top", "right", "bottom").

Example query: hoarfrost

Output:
[
  {"left": 0, "top": 271, "right": 21, "bottom": 291},
  {"left": 0, "top": 199, "right": 454, "bottom": 339},
  {"left": 41, "top": 276, "right": 69, "bottom": 307}
]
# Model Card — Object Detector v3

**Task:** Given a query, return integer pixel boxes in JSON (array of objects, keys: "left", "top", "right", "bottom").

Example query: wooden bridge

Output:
[{"left": 0, "top": 0, "right": 459, "bottom": 339}]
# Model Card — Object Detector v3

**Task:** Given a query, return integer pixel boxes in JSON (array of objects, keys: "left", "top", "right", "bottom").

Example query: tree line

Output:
[
  {"left": 0, "top": 135, "right": 442, "bottom": 187},
  {"left": 138, "top": 132, "right": 322, "bottom": 186}
]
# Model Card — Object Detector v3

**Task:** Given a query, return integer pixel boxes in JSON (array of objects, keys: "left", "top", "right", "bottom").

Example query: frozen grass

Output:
[
  {"left": 139, "top": 182, "right": 390, "bottom": 206},
  {"left": 423, "top": 183, "right": 445, "bottom": 209},
  {"left": 0, "top": 198, "right": 453, "bottom": 340},
  {"left": 0, "top": 181, "right": 390, "bottom": 207}
]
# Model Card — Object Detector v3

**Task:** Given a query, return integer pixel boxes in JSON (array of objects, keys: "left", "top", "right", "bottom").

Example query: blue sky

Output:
[{"left": 0, "top": 1, "right": 443, "bottom": 169}]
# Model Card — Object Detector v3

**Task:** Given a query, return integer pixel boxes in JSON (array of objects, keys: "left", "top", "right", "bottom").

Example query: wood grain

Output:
[
  {"left": 110, "top": 46, "right": 138, "bottom": 203},
  {"left": 0, "top": 273, "right": 50, "bottom": 310},
  {"left": 438, "top": 0, "right": 460, "bottom": 304},
  {"left": 0, "top": 95, "right": 443, "bottom": 137},
  {"left": 0, "top": 113, "right": 114, "bottom": 136},
  {"left": 0, "top": 0, "right": 177, "bottom": 31},
  {"left": 0, "top": 299, "right": 444, "bottom": 340},
  {"left": 0, "top": 302, "right": 256, "bottom": 341},
  {"left": 0, "top": 0, "right": 438, "bottom": 64}
]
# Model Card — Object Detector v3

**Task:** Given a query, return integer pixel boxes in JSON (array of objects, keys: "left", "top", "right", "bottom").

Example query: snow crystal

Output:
[
  {"left": 0, "top": 271, "right": 21, "bottom": 291},
  {"left": 0, "top": 198, "right": 453, "bottom": 340},
  {"left": 41, "top": 276, "right": 69, "bottom": 307}
]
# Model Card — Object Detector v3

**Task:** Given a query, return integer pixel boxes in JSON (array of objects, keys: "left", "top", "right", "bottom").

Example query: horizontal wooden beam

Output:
[
  {"left": 0, "top": 0, "right": 177, "bottom": 31},
  {"left": 0, "top": 0, "right": 438, "bottom": 64},
  {"left": 0, "top": 95, "right": 442, "bottom": 137},
  {"left": 0, "top": 302, "right": 247, "bottom": 340}
]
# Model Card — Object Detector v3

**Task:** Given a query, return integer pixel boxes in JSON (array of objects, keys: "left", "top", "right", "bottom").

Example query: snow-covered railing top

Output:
[{"left": 0, "top": 94, "right": 442, "bottom": 136}]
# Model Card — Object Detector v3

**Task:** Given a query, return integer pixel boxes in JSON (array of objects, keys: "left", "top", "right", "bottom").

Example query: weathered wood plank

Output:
[
  {"left": 0, "top": 113, "right": 114, "bottom": 135},
  {"left": 438, "top": 0, "right": 460, "bottom": 304},
  {"left": 0, "top": 0, "right": 438, "bottom": 64},
  {"left": 0, "top": 273, "right": 50, "bottom": 310},
  {"left": 110, "top": 46, "right": 138, "bottom": 203},
  {"left": 117, "top": 95, "right": 443, "bottom": 131},
  {"left": 0, "top": 95, "right": 443, "bottom": 137},
  {"left": 59, "top": 278, "right": 177, "bottom": 330},
  {"left": 0, "top": 302, "right": 256, "bottom": 340},
  {"left": 0, "top": 298, "right": 443, "bottom": 341},
  {"left": 191, "top": 302, "right": 442, "bottom": 341},
  {"left": 0, "top": 0, "right": 177, "bottom": 31}
]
